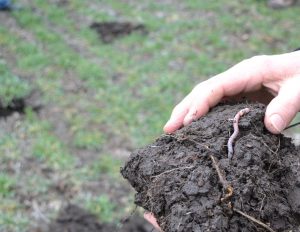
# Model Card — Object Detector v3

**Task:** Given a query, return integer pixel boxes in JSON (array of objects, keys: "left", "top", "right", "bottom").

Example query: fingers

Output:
[
  {"left": 164, "top": 52, "right": 300, "bottom": 134},
  {"left": 164, "top": 55, "right": 269, "bottom": 133},
  {"left": 144, "top": 212, "right": 162, "bottom": 231},
  {"left": 164, "top": 95, "right": 191, "bottom": 133},
  {"left": 182, "top": 81, "right": 224, "bottom": 126},
  {"left": 264, "top": 76, "right": 300, "bottom": 134}
]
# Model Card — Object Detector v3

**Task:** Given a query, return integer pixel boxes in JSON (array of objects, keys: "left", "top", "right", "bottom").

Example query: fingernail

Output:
[
  {"left": 270, "top": 114, "right": 285, "bottom": 132},
  {"left": 163, "top": 120, "right": 173, "bottom": 132}
]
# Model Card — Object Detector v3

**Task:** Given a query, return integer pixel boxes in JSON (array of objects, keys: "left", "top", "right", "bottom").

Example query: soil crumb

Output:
[
  {"left": 0, "top": 98, "right": 26, "bottom": 117},
  {"left": 90, "top": 22, "right": 147, "bottom": 43},
  {"left": 46, "top": 204, "right": 156, "bottom": 232},
  {"left": 121, "top": 103, "right": 300, "bottom": 232}
]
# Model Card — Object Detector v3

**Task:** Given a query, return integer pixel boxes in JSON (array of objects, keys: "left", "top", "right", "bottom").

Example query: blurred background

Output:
[{"left": 0, "top": 0, "right": 300, "bottom": 231}]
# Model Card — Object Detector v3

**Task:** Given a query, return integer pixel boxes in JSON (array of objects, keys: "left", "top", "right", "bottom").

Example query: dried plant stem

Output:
[
  {"left": 285, "top": 121, "right": 300, "bottom": 130},
  {"left": 209, "top": 154, "right": 233, "bottom": 202},
  {"left": 151, "top": 166, "right": 194, "bottom": 181},
  {"left": 232, "top": 207, "right": 276, "bottom": 232},
  {"left": 210, "top": 155, "right": 228, "bottom": 187}
]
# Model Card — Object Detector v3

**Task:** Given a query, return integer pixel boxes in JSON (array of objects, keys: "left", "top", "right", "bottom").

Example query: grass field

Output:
[{"left": 0, "top": 0, "right": 300, "bottom": 231}]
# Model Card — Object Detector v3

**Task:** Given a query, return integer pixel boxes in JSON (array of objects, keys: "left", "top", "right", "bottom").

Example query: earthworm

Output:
[{"left": 227, "top": 108, "right": 250, "bottom": 159}]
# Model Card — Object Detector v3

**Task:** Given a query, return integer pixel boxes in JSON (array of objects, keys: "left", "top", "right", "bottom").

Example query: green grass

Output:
[
  {"left": 32, "top": 134, "right": 74, "bottom": 170},
  {"left": 0, "top": 135, "right": 21, "bottom": 160},
  {"left": 0, "top": 62, "right": 31, "bottom": 106},
  {"left": 92, "top": 154, "right": 122, "bottom": 177},
  {"left": 0, "top": 0, "right": 299, "bottom": 230},
  {"left": 0, "top": 200, "right": 29, "bottom": 232},
  {"left": 73, "top": 129, "right": 105, "bottom": 150},
  {"left": 0, "top": 174, "right": 15, "bottom": 198},
  {"left": 84, "top": 195, "right": 117, "bottom": 223},
  {"left": 24, "top": 112, "right": 75, "bottom": 170}
]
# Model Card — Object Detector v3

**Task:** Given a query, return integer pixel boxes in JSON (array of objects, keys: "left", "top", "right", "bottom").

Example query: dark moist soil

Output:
[
  {"left": 0, "top": 90, "right": 42, "bottom": 117},
  {"left": 46, "top": 204, "right": 156, "bottom": 232},
  {"left": 90, "top": 22, "right": 147, "bottom": 43},
  {"left": 121, "top": 103, "right": 300, "bottom": 232}
]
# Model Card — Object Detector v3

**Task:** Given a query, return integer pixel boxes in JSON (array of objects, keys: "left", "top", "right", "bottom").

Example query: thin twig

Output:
[
  {"left": 188, "top": 138, "right": 222, "bottom": 156},
  {"left": 162, "top": 134, "right": 222, "bottom": 157},
  {"left": 210, "top": 155, "right": 229, "bottom": 188},
  {"left": 227, "top": 108, "right": 250, "bottom": 159},
  {"left": 209, "top": 154, "right": 233, "bottom": 202},
  {"left": 285, "top": 121, "right": 300, "bottom": 130},
  {"left": 250, "top": 134, "right": 280, "bottom": 156},
  {"left": 232, "top": 207, "right": 276, "bottom": 232},
  {"left": 151, "top": 166, "right": 194, "bottom": 181},
  {"left": 259, "top": 193, "right": 266, "bottom": 213}
]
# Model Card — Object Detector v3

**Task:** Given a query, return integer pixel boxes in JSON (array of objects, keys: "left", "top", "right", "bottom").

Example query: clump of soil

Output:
[
  {"left": 0, "top": 90, "right": 42, "bottom": 117},
  {"left": 46, "top": 204, "right": 156, "bottom": 232},
  {"left": 121, "top": 103, "right": 300, "bottom": 231},
  {"left": 90, "top": 22, "right": 147, "bottom": 43},
  {"left": 47, "top": 204, "right": 115, "bottom": 232},
  {"left": 0, "top": 98, "right": 27, "bottom": 117}
]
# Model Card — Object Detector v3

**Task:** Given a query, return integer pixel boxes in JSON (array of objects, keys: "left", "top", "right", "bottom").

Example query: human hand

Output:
[
  {"left": 144, "top": 212, "right": 162, "bottom": 231},
  {"left": 164, "top": 51, "right": 300, "bottom": 134},
  {"left": 146, "top": 51, "right": 300, "bottom": 231}
]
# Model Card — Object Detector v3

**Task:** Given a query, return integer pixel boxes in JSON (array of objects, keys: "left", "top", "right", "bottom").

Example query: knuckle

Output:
[
  {"left": 172, "top": 104, "right": 182, "bottom": 114},
  {"left": 193, "top": 80, "right": 209, "bottom": 92},
  {"left": 238, "top": 55, "right": 273, "bottom": 78},
  {"left": 243, "top": 55, "right": 271, "bottom": 67},
  {"left": 252, "top": 55, "right": 270, "bottom": 64},
  {"left": 192, "top": 83, "right": 202, "bottom": 92}
]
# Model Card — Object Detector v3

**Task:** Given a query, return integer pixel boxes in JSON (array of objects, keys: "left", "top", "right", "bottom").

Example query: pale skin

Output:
[{"left": 145, "top": 51, "right": 300, "bottom": 230}]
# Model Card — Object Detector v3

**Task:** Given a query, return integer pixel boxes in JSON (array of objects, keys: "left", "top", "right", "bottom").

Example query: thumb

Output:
[{"left": 265, "top": 77, "right": 300, "bottom": 134}]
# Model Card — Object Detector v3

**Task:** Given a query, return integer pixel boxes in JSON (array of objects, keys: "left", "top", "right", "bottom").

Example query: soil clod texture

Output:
[
  {"left": 90, "top": 22, "right": 147, "bottom": 43},
  {"left": 46, "top": 204, "right": 156, "bottom": 232},
  {"left": 121, "top": 103, "right": 300, "bottom": 232}
]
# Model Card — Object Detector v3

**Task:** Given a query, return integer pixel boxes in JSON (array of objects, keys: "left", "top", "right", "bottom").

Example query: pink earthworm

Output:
[{"left": 227, "top": 108, "right": 250, "bottom": 159}]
